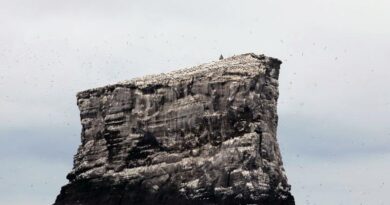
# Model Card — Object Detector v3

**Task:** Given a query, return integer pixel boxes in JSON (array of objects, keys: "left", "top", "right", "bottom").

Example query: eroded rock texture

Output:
[{"left": 55, "top": 53, "right": 294, "bottom": 205}]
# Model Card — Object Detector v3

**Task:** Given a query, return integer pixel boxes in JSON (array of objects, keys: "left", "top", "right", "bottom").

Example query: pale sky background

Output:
[{"left": 1, "top": 0, "right": 389, "bottom": 204}]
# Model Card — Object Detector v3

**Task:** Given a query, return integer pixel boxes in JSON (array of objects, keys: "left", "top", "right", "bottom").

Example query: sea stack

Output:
[{"left": 55, "top": 53, "right": 294, "bottom": 205}]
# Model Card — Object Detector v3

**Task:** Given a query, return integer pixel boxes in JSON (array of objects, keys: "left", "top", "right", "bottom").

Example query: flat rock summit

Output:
[{"left": 54, "top": 53, "right": 294, "bottom": 205}]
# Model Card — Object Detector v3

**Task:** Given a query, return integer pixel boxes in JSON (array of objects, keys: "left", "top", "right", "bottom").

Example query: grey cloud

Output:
[
  {"left": 278, "top": 113, "right": 390, "bottom": 160},
  {"left": 0, "top": 126, "right": 80, "bottom": 163}
]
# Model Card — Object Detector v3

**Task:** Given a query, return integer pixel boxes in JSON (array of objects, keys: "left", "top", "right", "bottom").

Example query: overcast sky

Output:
[{"left": 1, "top": 0, "right": 389, "bottom": 204}]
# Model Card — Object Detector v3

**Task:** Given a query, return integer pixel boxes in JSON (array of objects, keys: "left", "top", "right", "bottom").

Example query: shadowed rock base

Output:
[
  {"left": 54, "top": 53, "right": 294, "bottom": 205},
  {"left": 55, "top": 179, "right": 294, "bottom": 205}
]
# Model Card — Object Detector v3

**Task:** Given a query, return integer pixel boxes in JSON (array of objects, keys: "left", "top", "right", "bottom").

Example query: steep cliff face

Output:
[{"left": 55, "top": 53, "right": 294, "bottom": 205}]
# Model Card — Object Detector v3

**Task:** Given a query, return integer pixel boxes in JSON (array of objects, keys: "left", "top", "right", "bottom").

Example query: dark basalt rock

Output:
[{"left": 54, "top": 53, "right": 294, "bottom": 205}]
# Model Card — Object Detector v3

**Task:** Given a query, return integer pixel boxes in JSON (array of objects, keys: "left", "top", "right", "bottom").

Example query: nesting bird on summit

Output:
[{"left": 219, "top": 54, "right": 224, "bottom": 60}]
